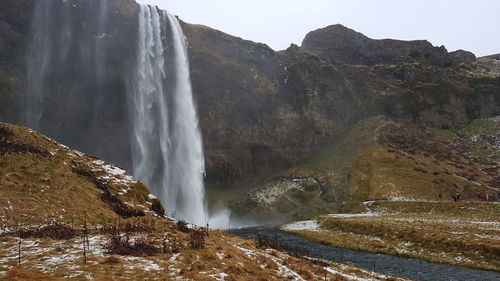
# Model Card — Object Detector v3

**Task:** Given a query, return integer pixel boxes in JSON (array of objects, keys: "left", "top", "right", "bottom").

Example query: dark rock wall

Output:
[
  {"left": 0, "top": 0, "right": 34, "bottom": 124},
  {"left": 0, "top": 0, "right": 499, "bottom": 187},
  {"left": 1, "top": 0, "right": 140, "bottom": 169}
]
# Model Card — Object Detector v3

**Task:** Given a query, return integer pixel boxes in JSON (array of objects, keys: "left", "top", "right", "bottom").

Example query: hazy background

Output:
[{"left": 136, "top": 0, "right": 499, "bottom": 57}]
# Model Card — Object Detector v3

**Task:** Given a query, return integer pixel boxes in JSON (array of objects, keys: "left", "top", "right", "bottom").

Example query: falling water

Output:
[
  {"left": 25, "top": 1, "right": 52, "bottom": 130},
  {"left": 25, "top": 0, "right": 110, "bottom": 134},
  {"left": 130, "top": 5, "right": 208, "bottom": 225},
  {"left": 25, "top": 1, "right": 212, "bottom": 226}
]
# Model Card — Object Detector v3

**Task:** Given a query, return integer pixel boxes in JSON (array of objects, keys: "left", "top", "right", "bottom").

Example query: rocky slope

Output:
[
  {"left": 0, "top": 122, "right": 405, "bottom": 281},
  {"left": 226, "top": 116, "right": 500, "bottom": 221},
  {"left": 301, "top": 24, "right": 472, "bottom": 66}
]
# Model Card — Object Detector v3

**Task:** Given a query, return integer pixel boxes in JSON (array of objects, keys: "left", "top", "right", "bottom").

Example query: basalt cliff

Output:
[{"left": 0, "top": 0, "right": 499, "bottom": 191}]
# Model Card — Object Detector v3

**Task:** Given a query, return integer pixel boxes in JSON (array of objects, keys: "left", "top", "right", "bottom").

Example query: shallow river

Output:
[{"left": 227, "top": 226, "right": 500, "bottom": 281}]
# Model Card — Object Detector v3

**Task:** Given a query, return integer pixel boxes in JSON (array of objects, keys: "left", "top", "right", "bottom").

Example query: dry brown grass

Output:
[
  {"left": 0, "top": 217, "right": 405, "bottom": 280},
  {"left": 284, "top": 201, "right": 500, "bottom": 272},
  {"left": 0, "top": 268, "right": 64, "bottom": 281},
  {"left": 0, "top": 122, "right": 163, "bottom": 230}
]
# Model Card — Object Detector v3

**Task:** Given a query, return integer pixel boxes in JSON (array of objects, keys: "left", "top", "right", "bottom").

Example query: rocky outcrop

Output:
[
  {"left": 301, "top": 24, "right": 471, "bottom": 66},
  {"left": 449, "top": 49, "right": 476, "bottom": 64},
  {"left": 476, "top": 53, "right": 500, "bottom": 76}
]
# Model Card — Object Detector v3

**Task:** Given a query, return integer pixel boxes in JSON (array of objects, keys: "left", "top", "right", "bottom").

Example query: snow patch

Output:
[
  {"left": 232, "top": 243, "right": 305, "bottom": 281},
  {"left": 209, "top": 272, "right": 229, "bottom": 281},
  {"left": 216, "top": 252, "right": 225, "bottom": 260},
  {"left": 91, "top": 159, "right": 137, "bottom": 185},
  {"left": 282, "top": 220, "right": 320, "bottom": 231},
  {"left": 324, "top": 267, "right": 375, "bottom": 281},
  {"left": 328, "top": 213, "right": 380, "bottom": 218},
  {"left": 252, "top": 180, "right": 303, "bottom": 205},
  {"left": 388, "top": 196, "right": 421, "bottom": 202},
  {"left": 169, "top": 253, "right": 180, "bottom": 262}
]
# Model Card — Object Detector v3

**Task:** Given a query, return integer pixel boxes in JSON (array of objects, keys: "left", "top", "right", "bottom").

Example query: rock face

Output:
[
  {"left": 449, "top": 49, "right": 476, "bottom": 64},
  {"left": 186, "top": 22, "right": 499, "bottom": 184},
  {"left": 183, "top": 24, "right": 358, "bottom": 184},
  {"left": 0, "top": 0, "right": 499, "bottom": 188}
]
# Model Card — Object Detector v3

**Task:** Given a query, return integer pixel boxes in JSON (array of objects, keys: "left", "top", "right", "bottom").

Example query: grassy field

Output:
[{"left": 281, "top": 201, "right": 500, "bottom": 272}]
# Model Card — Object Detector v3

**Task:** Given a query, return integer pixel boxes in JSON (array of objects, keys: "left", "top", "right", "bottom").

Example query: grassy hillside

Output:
[
  {"left": 225, "top": 115, "right": 499, "bottom": 221},
  {"left": 0, "top": 123, "right": 165, "bottom": 227},
  {"left": 0, "top": 122, "right": 402, "bottom": 280}
]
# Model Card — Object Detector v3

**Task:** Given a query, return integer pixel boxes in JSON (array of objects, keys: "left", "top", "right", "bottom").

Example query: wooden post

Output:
[
  {"left": 18, "top": 237, "right": 21, "bottom": 266},
  {"left": 83, "top": 213, "right": 88, "bottom": 264}
]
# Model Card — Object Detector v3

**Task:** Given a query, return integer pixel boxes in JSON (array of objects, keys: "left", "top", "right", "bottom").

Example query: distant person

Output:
[
  {"left": 486, "top": 192, "right": 490, "bottom": 201},
  {"left": 478, "top": 193, "right": 484, "bottom": 201},
  {"left": 456, "top": 192, "right": 460, "bottom": 201},
  {"left": 438, "top": 193, "right": 443, "bottom": 201}
]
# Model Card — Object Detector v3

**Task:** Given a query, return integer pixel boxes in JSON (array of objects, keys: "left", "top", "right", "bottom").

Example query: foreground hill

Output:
[
  {"left": 0, "top": 122, "right": 164, "bottom": 226},
  {"left": 0, "top": 123, "right": 405, "bottom": 280}
]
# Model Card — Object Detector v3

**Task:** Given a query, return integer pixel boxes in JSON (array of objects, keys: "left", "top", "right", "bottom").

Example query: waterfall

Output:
[
  {"left": 130, "top": 5, "right": 208, "bottom": 225},
  {"left": 25, "top": 0, "right": 111, "bottom": 138},
  {"left": 25, "top": 1, "right": 211, "bottom": 226},
  {"left": 25, "top": 0, "right": 53, "bottom": 130}
]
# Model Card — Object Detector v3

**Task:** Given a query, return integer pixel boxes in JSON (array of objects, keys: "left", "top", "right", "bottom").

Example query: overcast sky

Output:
[{"left": 136, "top": 0, "right": 499, "bottom": 57}]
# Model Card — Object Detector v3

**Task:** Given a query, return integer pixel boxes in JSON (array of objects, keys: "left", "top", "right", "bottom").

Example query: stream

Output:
[{"left": 227, "top": 226, "right": 500, "bottom": 281}]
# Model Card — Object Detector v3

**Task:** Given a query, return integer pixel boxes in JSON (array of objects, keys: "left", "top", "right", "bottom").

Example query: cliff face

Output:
[
  {"left": 0, "top": 0, "right": 32, "bottom": 124},
  {"left": 183, "top": 24, "right": 358, "bottom": 184},
  {"left": 184, "top": 23, "right": 500, "bottom": 185},
  {"left": 0, "top": 0, "right": 499, "bottom": 187}
]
